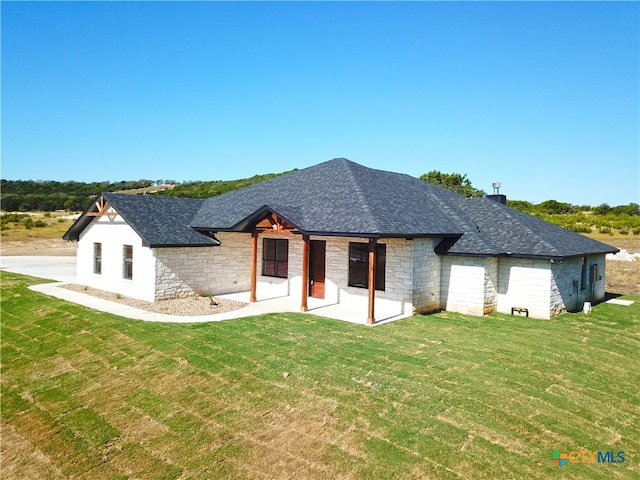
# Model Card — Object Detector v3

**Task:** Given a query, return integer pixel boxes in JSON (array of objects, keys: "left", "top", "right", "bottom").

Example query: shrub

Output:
[
  {"left": 34, "top": 220, "right": 47, "bottom": 228},
  {"left": 619, "top": 228, "right": 629, "bottom": 235},
  {"left": 632, "top": 227, "right": 640, "bottom": 235},
  {"left": 1, "top": 213, "right": 27, "bottom": 224},
  {"left": 43, "top": 212, "right": 52, "bottom": 218},
  {"left": 569, "top": 224, "right": 592, "bottom": 233},
  {"left": 23, "top": 217, "right": 33, "bottom": 229}
]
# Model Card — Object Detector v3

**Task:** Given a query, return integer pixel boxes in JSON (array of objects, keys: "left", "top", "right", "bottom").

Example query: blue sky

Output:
[{"left": 2, "top": 1, "right": 638, "bottom": 206}]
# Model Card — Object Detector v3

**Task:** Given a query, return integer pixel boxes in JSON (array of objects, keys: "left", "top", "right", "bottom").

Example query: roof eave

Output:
[
  {"left": 62, "top": 193, "right": 103, "bottom": 241},
  {"left": 191, "top": 229, "right": 463, "bottom": 239},
  {"left": 148, "top": 242, "right": 220, "bottom": 248},
  {"left": 437, "top": 249, "right": 618, "bottom": 261}
]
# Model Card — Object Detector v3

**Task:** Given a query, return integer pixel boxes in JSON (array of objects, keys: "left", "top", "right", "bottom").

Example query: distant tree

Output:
[
  {"left": 612, "top": 203, "right": 640, "bottom": 216},
  {"left": 1, "top": 194, "right": 21, "bottom": 212},
  {"left": 507, "top": 199, "right": 535, "bottom": 213},
  {"left": 419, "top": 171, "right": 485, "bottom": 198},
  {"left": 537, "top": 199, "right": 572, "bottom": 215},
  {"left": 594, "top": 203, "right": 612, "bottom": 215}
]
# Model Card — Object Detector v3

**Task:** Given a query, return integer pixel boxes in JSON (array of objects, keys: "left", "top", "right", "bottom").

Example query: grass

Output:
[
  {"left": 0, "top": 212, "right": 76, "bottom": 241},
  {"left": 1, "top": 271, "right": 639, "bottom": 479},
  {"left": 584, "top": 234, "right": 640, "bottom": 296}
]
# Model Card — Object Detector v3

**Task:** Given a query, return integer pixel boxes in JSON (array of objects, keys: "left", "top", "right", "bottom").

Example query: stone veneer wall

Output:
[
  {"left": 590, "top": 254, "right": 607, "bottom": 303},
  {"left": 550, "top": 254, "right": 606, "bottom": 315},
  {"left": 153, "top": 232, "right": 252, "bottom": 300},
  {"left": 153, "top": 235, "right": 442, "bottom": 310},
  {"left": 412, "top": 238, "right": 441, "bottom": 313},
  {"left": 483, "top": 257, "right": 498, "bottom": 314},
  {"left": 77, "top": 213, "right": 156, "bottom": 302},
  {"left": 255, "top": 233, "right": 301, "bottom": 300},
  {"left": 321, "top": 237, "right": 416, "bottom": 314},
  {"left": 154, "top": 234, "right": 422, "bottom": 307}
]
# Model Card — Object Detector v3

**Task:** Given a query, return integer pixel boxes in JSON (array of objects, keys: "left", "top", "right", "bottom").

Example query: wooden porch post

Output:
[
  {"left": 367, "top": 238, "right": 377, "bottom": 325},
  {"left": 250, "top": 231, "right": 258, "bottom": 302},
  {"left": 301, "top": 235, "right": 309, "bottom": 312}
]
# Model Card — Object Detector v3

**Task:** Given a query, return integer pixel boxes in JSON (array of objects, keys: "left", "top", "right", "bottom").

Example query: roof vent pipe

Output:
[{"left": 486, "top": 182, "right": 507, "bottom": 204}]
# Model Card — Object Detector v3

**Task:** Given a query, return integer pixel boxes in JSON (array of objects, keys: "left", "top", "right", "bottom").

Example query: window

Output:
[
  {"left": 263, "top": 238, "right": 288, "bottom": 278},
  {"left": 123, "top": 245, "right": 133, "bottom": 280},
  {"left": 590, "top": 264, "right": 599, "bottom": 284},
  {"left": 348, "top": 242, "right": 386, "bottom": 291},
  {"left": 93, "top": 243, "right": 102, "bottom": 274}
]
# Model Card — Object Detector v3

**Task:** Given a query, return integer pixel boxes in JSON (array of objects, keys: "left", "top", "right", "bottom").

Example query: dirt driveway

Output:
[{"left": 0, "top": 239, "right": 76, "bottom": 256}]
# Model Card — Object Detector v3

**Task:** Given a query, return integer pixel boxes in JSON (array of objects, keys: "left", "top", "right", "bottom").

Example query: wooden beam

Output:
[
  {"left": 257, "top": 229, "right": 294, "bottom": 236},
  {"left": 367, "top": 238, "right": 376, "bottom": 325},
  {"left": 256, "top": 213, "right": 294, "bottom": 231},
  {"left": 250, "top": 231, "right": 258, "bottom": 302},
  {"left": 86, "top": 198, "right": 118, "bottom": 217},
  {"left": 301, "top": 235, "right": 309, "bottom": 312},
  {"left": 86, "top": 211, "right": 118, "bottom": 217}
]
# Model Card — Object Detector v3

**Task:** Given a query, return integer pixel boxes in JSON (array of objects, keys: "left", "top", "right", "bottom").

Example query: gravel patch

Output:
[
  {"left": 63, "top": 284, "right": 247, "bottom": 316},
  {"left": 607, "top": 248, "right": 640, "bottom": 262}
]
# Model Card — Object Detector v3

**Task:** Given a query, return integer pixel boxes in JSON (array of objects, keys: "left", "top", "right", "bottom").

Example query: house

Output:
[{"left": 63, "top": 158, "right": 618, "bottom": 323}]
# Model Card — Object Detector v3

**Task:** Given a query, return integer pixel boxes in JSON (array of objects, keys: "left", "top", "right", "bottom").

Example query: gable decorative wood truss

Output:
[
  {"left": 255, "top": 213, "right": 295, "bottom": 233},
  {"left": 85, "top": 197, "right": 118, "bottom": 218}
]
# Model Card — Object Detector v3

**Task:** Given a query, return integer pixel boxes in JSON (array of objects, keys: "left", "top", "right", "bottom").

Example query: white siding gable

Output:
[{"left": 77, "top": 213, "right": 156, "bottom": 302}]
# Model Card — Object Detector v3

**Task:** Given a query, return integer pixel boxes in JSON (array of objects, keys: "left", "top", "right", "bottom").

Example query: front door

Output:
[{"left": 309, "top": 240, "right": 326, "bottom": 298}]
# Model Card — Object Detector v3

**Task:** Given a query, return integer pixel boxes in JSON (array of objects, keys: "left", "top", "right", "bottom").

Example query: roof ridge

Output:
[
  {"left": 484, "top": 198, "right": 561, "bottom": 255},
  {"left": 341, "top": 160, "right": 381, "bottom": 234}
]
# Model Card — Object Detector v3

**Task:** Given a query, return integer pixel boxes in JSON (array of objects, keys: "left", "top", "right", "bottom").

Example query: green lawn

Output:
[{"left": 1, "top": 271, "right": 639, "bottom": 479}]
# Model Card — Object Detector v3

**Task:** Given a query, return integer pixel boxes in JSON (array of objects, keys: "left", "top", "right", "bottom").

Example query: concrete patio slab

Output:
[
  {"left": 27, "top": 283, "right": 410, "bottom": 326},
  {"left": 3, "top": 255, "right": 409, "bottom": 326}
]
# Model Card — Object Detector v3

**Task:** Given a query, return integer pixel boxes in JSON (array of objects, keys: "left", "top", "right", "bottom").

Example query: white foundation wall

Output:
[
  {"left": 77, "top": 215, "right": 156, "bottom": 302},
  {"left": 440, "top": 255, "right": 606, "bottom": 320},
  {"left": 496, "top": 258, "right": 552, "bottom": 319},
  {"left": 153, "top": 232, "right": 252, "bottom": 300},
  {"left": 440, "top": 256, "right": 488, "bottom": 316}
]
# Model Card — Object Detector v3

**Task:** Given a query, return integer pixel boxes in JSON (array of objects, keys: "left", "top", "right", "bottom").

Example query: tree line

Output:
[
  {"left": 0, "top": 179, "right": 160, "bottom": 211},
  {"left": 421, "top": 170, "right": 640, "bottom": 234},
  {"left": 156, "top": 171, "right": 292, "bottom": 199},
  {"left": 1, "top": 173, "right": 638, "bottom": 235}
]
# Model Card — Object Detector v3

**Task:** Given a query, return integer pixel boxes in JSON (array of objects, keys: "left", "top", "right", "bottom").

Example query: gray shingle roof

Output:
[
  {"left": 448, "top": 197, "right": 618, "bottom": 259},
  {"left": 63, "top": 193, "right": 219, "bottom": 248},
  {"left": 190, "top": 158, "right": 468, "bottom": 237},
  {"left": 64, "top": 158, "right": 618, "bottom": 259}
]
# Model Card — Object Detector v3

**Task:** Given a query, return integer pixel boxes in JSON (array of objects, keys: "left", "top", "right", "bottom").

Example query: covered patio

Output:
[
  {"left": 27, "top": 280, "right": 410, "bottom": 326},
  {"left": 239, "top": 210, "right": 386, "bottom": 325}
]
